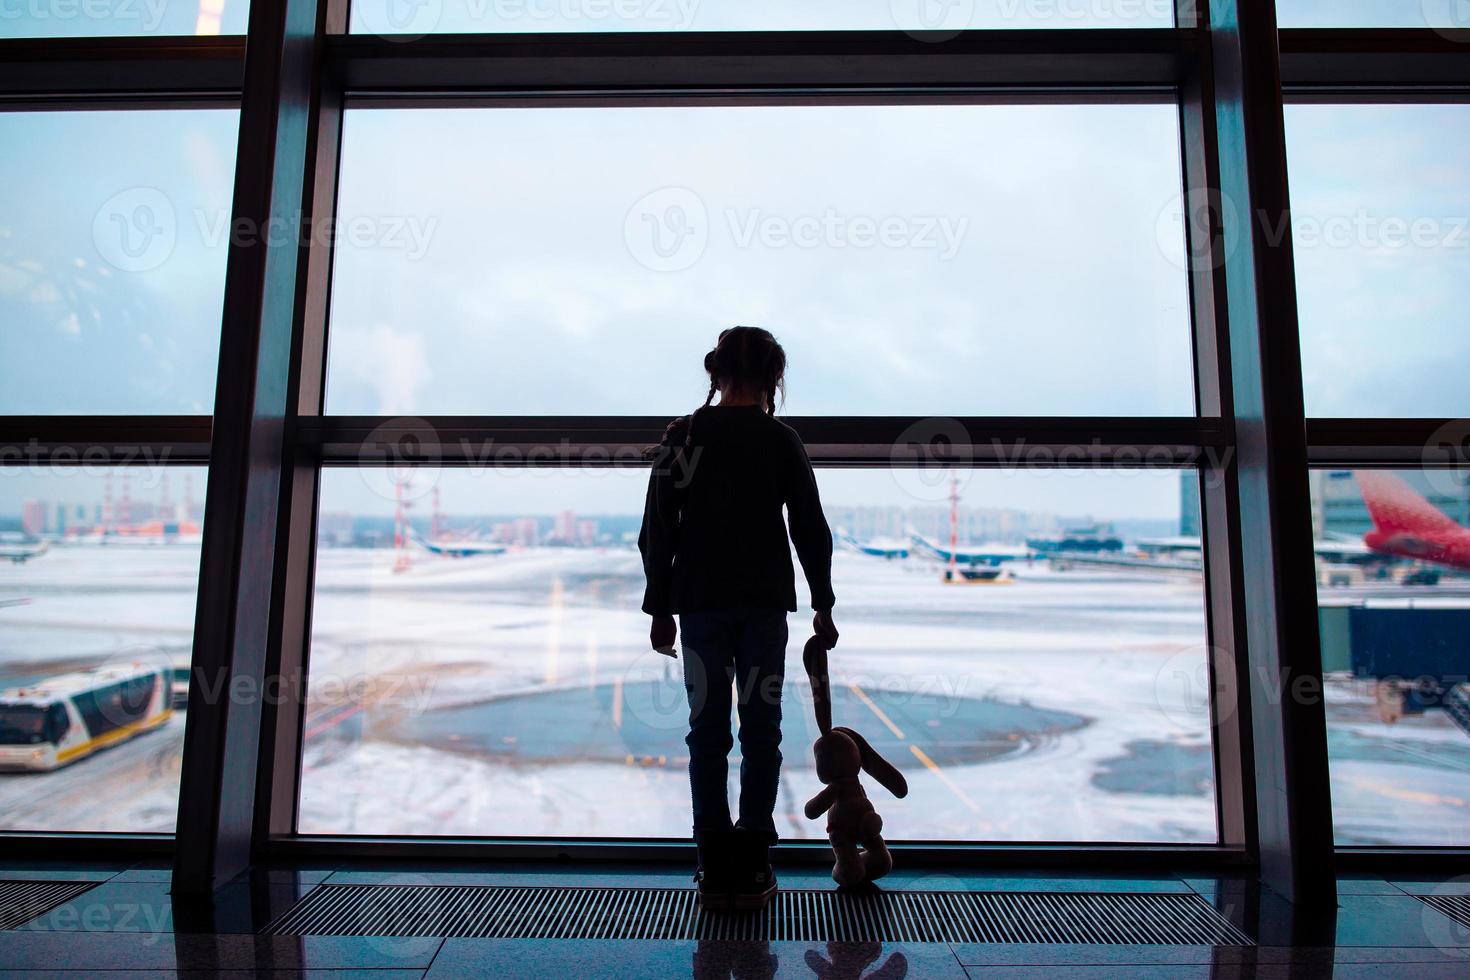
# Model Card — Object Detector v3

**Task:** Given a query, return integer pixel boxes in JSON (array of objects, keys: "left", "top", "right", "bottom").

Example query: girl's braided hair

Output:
[{"left": 683, "top": 326, "right": 787, "bottom": 450}]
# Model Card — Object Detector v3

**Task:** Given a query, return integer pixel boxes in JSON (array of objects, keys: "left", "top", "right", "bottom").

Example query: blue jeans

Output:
[{"left": 679, "top": 607, "right": 788, "bottom": 843}]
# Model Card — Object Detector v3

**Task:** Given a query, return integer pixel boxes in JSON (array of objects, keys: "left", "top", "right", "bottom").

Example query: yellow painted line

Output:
[
  {"left": 611, "top": 675, "right": 623, "bottom": 729},
  {"left": 55, "top": 709, "right": 173, "bottom": 764},
  {"left": 1349, "top": 776, "right": 1465, "bottom": 809},
  {"left": 849, "top": 683, "right": 905, "bottom": 740},
  {"left": 910, "top": 744, "right": 980, "bottom": 813}
]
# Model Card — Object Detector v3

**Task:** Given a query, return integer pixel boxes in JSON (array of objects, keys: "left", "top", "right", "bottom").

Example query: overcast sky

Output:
[{"left": 2, "top": 3, "right": 1466, "bottom": 518}]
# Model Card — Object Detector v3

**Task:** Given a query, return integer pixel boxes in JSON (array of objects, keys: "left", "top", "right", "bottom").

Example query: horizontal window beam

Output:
[
  {"left": 3, "top": 30, "right": 1467, "bottom": 105},
  {"left": 0, "top": 37, "right": 245, "bottom": 106},
  {"left": 1280, "top": 29, "right": 1470, "bottom": 100},
  {"left": 0, "top": 416, "right": 213, "bottom": 464},
  {"left": 301, "top": 416, "right": 1226, "bottom": 466},
  {"left": 1306, "top": 418, "right": 1469, "bottom": 467},
  {"left": 330, "top": 28, "right": 1193, "bottom": 99}
]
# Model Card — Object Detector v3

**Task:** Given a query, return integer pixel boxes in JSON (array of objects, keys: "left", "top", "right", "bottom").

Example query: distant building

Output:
[
  {"left": 577, "top": 519, "right": 599, "bottom": 547},
  {"left": 21, "top": 500, "right": 46, "bottom": 536},
  {"left": 318, "top": 511, "right": 355, "bottom": 546},
  {"left": 1311, "top": 469, "right": 1470, "bottom": 538},
  {"left": 1180, "top": 471, "right": 1201, "bottom": 538}
]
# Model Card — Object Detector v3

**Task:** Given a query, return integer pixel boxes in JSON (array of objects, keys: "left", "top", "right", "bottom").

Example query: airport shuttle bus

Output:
[{"left": 0, "top": 663, "right": 173, "bottom": 771}]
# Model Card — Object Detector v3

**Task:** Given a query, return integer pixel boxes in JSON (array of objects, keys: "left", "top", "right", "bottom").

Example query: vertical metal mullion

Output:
[
  {"left": 1205, "top": 0, "right": 1335, "bottom": 905},
  {"left": 257, "top": 0, "right": 350, "bottom": 847},
  {"left": 173, "top": 0, "right": 330, "bottom": 899},
  {"left": 1177, "top": 2, "right": 1256, "bottom": 859}
]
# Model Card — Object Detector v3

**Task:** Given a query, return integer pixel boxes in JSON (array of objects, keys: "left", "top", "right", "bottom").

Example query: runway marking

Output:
[
  {"left": 611, "top": 675, "right": 623, "bottom": 729},
  {"left": 1349, "top": 775, "right": 1466, "bottom": 808},
  {"left": 909, "top": 744, "right": 980, "bottom": 813},
  {"left": 849, "top": 683, "right": 905, "bottom": 739}
]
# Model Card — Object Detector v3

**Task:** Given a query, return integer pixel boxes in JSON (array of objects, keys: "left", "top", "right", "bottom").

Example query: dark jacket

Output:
[{"left": 639, "top": 405, "right": 835, "bottom": 616}]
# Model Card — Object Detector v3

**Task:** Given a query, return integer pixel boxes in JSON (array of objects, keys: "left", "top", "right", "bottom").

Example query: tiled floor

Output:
[{"left": 1, "top": 863, "right": 1467, "bottom": 978}]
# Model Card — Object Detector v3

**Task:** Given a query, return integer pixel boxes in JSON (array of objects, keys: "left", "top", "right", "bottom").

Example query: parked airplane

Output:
[
  {"left": 834, "top": 530, "right": 910, "bottom": 560},
  {"left": 0, "top": 535, "right": 48, "bottom": 564},
  {"left": 907, "top": 531, "right": 1030, "bottom": 567},
  {"left": 410, "top": 529, "right": 508, "bottom": 558},
  {"left": 1356, "top": 471, "right": 1470, "bottom": 572}
]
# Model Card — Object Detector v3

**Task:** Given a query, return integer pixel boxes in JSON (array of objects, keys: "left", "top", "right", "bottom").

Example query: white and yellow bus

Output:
[{"left": 0, "top": 663, "right": 174, "bottom": 771}]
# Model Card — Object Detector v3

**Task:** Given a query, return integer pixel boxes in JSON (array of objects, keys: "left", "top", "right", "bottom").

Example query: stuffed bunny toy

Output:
[{"left": 802, "top": 635, "right": 909, "bottom": 887}]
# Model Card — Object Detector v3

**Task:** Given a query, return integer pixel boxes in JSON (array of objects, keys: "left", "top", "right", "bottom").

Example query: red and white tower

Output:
[{"left": 393, "top": 477, "right": 413, "bottom": 573}]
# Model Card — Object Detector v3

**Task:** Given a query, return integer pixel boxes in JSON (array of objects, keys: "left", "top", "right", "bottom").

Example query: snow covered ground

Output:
[{"left": 2, "top": 542, "right": 1466, "bottom": 844}]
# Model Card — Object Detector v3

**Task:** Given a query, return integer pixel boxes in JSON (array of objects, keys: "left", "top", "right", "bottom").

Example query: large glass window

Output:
[
  {"left": 0, "top": 110, "right": 239, "bottom": 415},
  {"left": 298, "top": 465, "right": 1214, "bottom": 843},
  {"left": 0, "top": 0, "right": 248, "bottom": 38},
  {"left": 1285, "top": 104, "right": 1470, "bottom": 418},
  {"left": 350, "top": 0, "right": 1175, "bottom": 36},
  {"left": 1277, "top": 1, "right": 1470, "bottom": 29},
  {"left": 0, "top": 467, "right": 205, "bottom": 832},
  {"left": 1311, "top": 469, "right": 1470, "bottom": 846},
  {"left": 324, "top": 105, "right": 1195, "bottom": 417}
]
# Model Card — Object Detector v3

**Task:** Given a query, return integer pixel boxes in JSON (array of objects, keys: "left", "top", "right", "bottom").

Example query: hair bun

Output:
[{"left": 703, "top": 350, "right": 718, "bottom": 372}]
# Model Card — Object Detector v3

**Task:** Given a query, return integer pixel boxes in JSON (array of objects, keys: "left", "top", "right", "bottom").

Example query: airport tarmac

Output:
[{"left": 0, "top": 543, "right": 1465, "bottom": 845}]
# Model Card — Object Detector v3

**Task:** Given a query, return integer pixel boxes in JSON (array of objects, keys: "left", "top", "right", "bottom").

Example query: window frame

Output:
[{"left": 1, "top": 0, "right": 1466, "bottom": 892}]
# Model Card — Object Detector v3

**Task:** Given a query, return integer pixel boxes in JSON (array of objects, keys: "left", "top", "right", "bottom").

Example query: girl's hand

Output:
[
  {"left": 650, "top": 614, "right": 677, "bottom": 657},
  {"left": 813, "top": 609, "right": 838, "bottom": 649}
]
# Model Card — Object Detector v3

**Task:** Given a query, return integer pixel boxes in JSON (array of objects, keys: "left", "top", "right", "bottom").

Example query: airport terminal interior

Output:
[{"left": 2, "top": 1, "right": 1469, "bottom": 977}]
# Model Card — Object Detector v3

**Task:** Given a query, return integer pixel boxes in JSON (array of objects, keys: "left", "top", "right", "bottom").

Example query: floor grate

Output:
[
  {"left": 1419, "top": 894, "right": 1470, "bottom": 931},
  {"left": 0, "top": 880, "right": 99, "bottom": 931},
  {"left": 263, "top": 885, "right": 1253, "bottom": 945}
]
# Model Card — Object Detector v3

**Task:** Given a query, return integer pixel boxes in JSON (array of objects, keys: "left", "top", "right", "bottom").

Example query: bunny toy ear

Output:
[{"left": 832, "top": 726, "right": 909, "bottom": 799}]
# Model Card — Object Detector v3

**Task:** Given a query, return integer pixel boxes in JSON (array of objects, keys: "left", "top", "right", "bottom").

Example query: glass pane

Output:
[
  {"left": 299, "top": 465, "right": 1214, "bottom": 843},
  {"left": 1278, "top": 1, "right": 1469, "bottom": 28},
  {"left": 0, "top": 467, "right": 205, "bottom": 833},
  {"left": 0, "top": 110, "right": 239, "bottom": 414},
  {"left": 0, "top": 0, "right": 248, "bottom": 37},
  {"left": 1312, "top": 469, "right": 1470, "bottom": 846},
  {"left": 1286, "top": 105, "right": 1470, "bottom": 418},
  {"left": 351, "top": 0, "right": 1175, "bottom": 35},
  {"left": 325, "top": 106, "right": 1194, "bottom": 416}
]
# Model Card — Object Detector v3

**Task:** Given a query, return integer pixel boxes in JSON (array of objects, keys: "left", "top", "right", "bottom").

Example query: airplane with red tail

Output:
[{"left": 1354, "top": 471, "right": 1470, "bottom": 572}]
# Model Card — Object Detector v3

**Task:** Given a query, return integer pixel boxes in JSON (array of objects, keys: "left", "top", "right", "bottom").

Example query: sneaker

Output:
[
  {"left": 693, "top": 828, "right": 736, "bottom": 911},
  {"left": 730, "top": 826, "right": 778, "bottom": 911}
]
